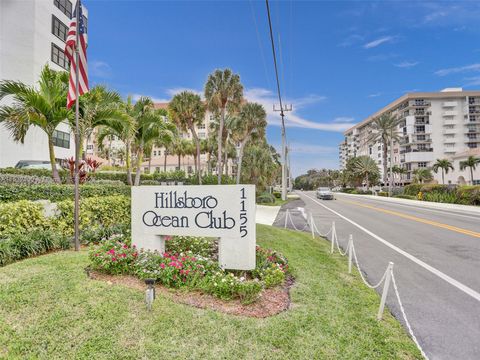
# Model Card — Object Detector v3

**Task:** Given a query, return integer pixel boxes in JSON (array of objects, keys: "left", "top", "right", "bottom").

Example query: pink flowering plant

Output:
[
  {"left": 89, "top": 240, "right": 138, "bottom": 275},
  {"left": 88, "top": 235, "right": 291, "bottom": 304}
]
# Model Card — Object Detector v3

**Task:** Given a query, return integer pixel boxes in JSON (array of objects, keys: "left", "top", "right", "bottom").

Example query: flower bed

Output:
[{"left": 88, "top": 235, "right": 290, "bottom": 305}]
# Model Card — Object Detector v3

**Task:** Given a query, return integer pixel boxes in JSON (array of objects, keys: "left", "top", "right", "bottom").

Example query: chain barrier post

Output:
[
  {"left": 330, "top": 221, "right": 336, "bottom": 254},
  {"left": 284, "top": 209, "right": 289, "bottom": 228},
  {"left": 377, "top": 262, "right": 394, "bottom": 320},
  {"left": 348, "top": 234, "right": 353, "bottom": 274},
  {"left": 310, "top": 214, "right": 315, "bottom": 238}
]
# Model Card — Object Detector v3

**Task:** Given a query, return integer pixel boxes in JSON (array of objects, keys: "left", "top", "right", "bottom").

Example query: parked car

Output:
[
  {"left": 316, "top": 187, "right": 334, "bottom": 200},
  {"left": 15, "top": 160, "right": 51, "bottom": 169}
]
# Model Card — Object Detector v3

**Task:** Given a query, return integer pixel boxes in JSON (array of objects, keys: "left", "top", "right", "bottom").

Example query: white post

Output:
[
  {"left": 377, "top": 262, "right": 394, "bottom": 320},
  {"left": 348, "top": 234, "right": 353, "bottom": 274},
  {"left": 310, "top": 214, "right": 315, "bottom": 239},
  {"left": 330, "top": 221, "right": 335, "bottom": 254},
  {"left": 284, "top": 209, "right": 289, "bottom": 229}
]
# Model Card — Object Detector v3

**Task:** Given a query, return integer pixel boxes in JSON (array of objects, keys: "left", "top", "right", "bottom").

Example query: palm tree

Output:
[
  {"left": 413, "top": 168, "right": 433, "bottom": 184},
  {"left": 168, "top": 91, "right": 205, "bottom": 184},
  {"left": 230, "top": 103, "right": 267, "bottom": 184},
  {"left": 127, "top": 97, "right": 176, "bottom": 185},
  {"left": 460, "top": 156, "right": 480, "bottom": 184},
  {"left": 432, "top": 159, "right": 454, "bottom": 184},
  {"left": 368, "top": 114, "right": 401, "bottom": 184},
  {"left": 204, "top": 68, "right": 244, "bottom": 184},
  {"left": 241, "top": 141, "right": 280, "bottom": 191},
  {"left": 201, "top": 137, "right": 216, "bottom": 175},
  {"left": 0, "top": 64, "right": 70, "bottom": 183},
  {"left": 353, "top": 156, "right": 380, "bottom": 190},
  {"left": 76, "top": 85, "right": 125, "bottom": 159}
]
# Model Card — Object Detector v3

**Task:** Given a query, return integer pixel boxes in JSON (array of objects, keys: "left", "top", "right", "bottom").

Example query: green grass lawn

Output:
[{"left": 0, "top": 225, "right": 421, "bottom": 359}]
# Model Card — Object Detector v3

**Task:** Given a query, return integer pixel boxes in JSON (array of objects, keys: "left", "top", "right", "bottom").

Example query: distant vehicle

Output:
[
  {"left": 316, "top": 187, "right": 334, "bottom": 200},
  {"left": 15, "top": 160, "right": 51, "bottom": 169}
]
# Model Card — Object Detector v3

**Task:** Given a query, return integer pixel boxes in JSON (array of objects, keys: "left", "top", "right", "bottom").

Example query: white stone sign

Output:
[{"left": 131, "top": 185, "right": 256, "bottom": 270}]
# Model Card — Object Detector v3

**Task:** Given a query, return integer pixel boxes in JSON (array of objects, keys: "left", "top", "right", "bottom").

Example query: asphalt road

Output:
[{"left": 275, "top": 192, "right": 480, "bottom": 360}]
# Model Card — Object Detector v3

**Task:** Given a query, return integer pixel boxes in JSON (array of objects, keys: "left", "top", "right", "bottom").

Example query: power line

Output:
[{"left": 265, "top": 0, "right": 290, "bottom": 200}]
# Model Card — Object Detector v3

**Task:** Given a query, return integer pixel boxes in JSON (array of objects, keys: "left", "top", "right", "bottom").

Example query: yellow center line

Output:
[{"left": 338, "top": 198, "right": 480, "bottom": 238}]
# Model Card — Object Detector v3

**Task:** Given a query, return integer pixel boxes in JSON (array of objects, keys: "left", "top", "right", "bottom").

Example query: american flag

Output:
[{"left": 65, "top": 0, "right": 88, "bottom": 109}]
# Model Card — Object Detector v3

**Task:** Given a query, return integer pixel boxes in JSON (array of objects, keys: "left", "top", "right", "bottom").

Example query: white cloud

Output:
[
  {"left": 395, "top": 61, "right": 419, "bottom": 68},
  {"left": 424, "top": 11, "right": 447, "bottom": 23},
  {"left": 333, "top": 116, "right": 355, "bottom": 123},
  {"left": 464, "top": 76, "right": 480, "bottom": 87},
  {"left": 244, "top": 88, "right": 353, "bottom": 132},
  {"left": 90, "top": 60, "right": 111, "bottom": 78},
  {"left": 368, "top": 92, "right": 382, "bottom": 98},
  {"left": 363, "top": 36, "right": 395, "bottom": 49},
  {"left": 435, "top": 63, "right": 480, "bottom": 76},
  {"left": 338, "top": 34, "right": 364, "bottom": 47}
]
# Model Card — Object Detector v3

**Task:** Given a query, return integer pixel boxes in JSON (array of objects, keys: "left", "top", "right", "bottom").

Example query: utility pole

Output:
[
  {"left": 389, "top": 128, "right": 394, "bottom": 197},
  {"left": 274, "top": 104, "right": 292, "bottom": 200}
]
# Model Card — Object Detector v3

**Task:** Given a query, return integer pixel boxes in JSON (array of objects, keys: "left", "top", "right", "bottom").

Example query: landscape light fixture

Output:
[{"left": 145, "top": 278, "right": 156, "bottom": 311}]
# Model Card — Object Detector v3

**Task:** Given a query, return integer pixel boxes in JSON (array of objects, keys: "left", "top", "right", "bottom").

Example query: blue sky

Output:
[{"left": 86, "top": 0, "right": 480, "bottom": 176}]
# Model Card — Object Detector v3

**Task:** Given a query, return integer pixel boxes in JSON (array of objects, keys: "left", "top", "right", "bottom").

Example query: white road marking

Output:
[{"left": 302, "top": 191, "right": 480, "bottom": 303}]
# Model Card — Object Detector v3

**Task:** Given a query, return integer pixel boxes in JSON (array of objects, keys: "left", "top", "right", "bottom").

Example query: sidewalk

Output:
[
  {"left": 255, "top": 205, "right": 281, "bottom": 225},
  {"left": 337, "top": 192, "right": 480, "bottom": 215}
]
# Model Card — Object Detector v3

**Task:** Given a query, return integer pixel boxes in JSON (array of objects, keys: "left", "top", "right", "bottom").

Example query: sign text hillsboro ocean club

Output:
[{"left": 141, "top": 189, "right": 248, "bottom": 237}]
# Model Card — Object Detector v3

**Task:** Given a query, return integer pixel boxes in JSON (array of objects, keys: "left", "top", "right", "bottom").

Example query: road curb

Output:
[{"left": 337, "top": 192, "right": 480, "bottom": 215}]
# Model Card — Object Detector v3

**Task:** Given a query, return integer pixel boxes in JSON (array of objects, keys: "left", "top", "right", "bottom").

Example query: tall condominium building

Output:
[
  {"left": 0, "top": 0, "right": 87, "bottom": 168},
  {"left": 339, "top": 88, "right": 480, "bottom": 185}
]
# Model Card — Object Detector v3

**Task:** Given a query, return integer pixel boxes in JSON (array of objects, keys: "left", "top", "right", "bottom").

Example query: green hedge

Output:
[
  {"left": 0, "top": 184, "right": 131, "bottom": 202},
  {"left": 0, "top": 200, "right": 49, "bottom": 238},
  {"left": 0, "top": 168, "right": 188, "bottom": 184},
  {"left": 257, "top": 192, "right": 276, "bottom": 204},
  {"left": 402, "top": 184, "right": 480, "bottom": 205},
  {"left": 0, "top": 229, "right": 70, "bottom": 267}
]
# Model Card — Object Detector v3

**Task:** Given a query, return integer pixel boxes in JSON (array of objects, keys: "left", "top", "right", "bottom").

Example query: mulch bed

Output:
[{"left": 87, "top": 270, "right": 294, "bottom": 318}]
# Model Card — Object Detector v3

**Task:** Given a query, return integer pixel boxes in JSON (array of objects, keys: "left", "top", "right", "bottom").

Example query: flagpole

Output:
[{"left": 73, "top": 0, "right": 81, "bottom": 251}]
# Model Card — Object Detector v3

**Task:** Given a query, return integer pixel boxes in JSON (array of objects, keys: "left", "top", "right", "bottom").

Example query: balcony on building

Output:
[
  {"left": 442, "top": 101, "right": 458, "bottom": 107},
  {"left": 442, "top": 110, "right": 458, "bottom": 117},
  {"left": 443, "top": 128, "right": 456, "bottom": 134}
]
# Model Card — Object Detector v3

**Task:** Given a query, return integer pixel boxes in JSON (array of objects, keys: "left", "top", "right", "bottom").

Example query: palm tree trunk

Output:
[
  {"left": 126, "top": 142, "right": 132, "bottom": 186},
  {"left": 366, "top": 173, "right": 370, "bottom": 191},
  {"left": 224, "top": 147, "right": 228, "bottom": 177},
  {"left": 442, "top": 169, "right": 445, "bottom": 185},
  {"left": 217, "top": 107, "right": 225, "bottom": 184},
  {"left": 134, "top": 145, "right": 143, "bottom": 186},
  {"left": 236, "top": 140, "right": 246, "bottom": 184},
  {"left": 189, "top": 125, "right": 202, "bottom": 185},
  {"left": 471, "top": 167, "right": 474, "bottom": 184},
  {"left": 383, "top": 139, "right": 388, "bottom": 185},
  {"left": 47, "top": 135, "right": 61, "bottom": 183}
]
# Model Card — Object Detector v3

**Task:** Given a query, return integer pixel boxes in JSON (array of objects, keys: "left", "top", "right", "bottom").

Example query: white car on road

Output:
[{"left": 316, "top": 187, "right": 334, "bottom": 200}]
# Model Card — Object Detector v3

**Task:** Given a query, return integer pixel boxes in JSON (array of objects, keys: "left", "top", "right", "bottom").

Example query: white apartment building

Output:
[
  {"left": 339, "top": 88, "right": 480, "bottom": 185},
  {"left": 0, "top": 0, "right": 86, "bottom": 168},
  {"left": 142, "top": 103, "right": 234, "bottom": 175}
]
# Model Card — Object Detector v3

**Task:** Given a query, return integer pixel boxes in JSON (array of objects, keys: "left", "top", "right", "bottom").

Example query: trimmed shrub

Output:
[
  {"left": 256, "top": 192, "right": 276, "bottom": 204},
  {"left": 393, "top": 194, "right": 416, "bottom": 200},
  {"left": 403, "top": 184, "right": 423, "bottom": 196},
  {"left": 189, "top": 174, "right": 236, "bottom": 185},
  {"left": 378, "top": 191, "right": 388, "bottom": 197},
  {"left": 0, "top": 229, "right": 70, "bottom": 267},
  {"left": 53, "top": 195, "right": 131, "bottom": 235},
  {"left": 272, "top": 191, "right": 281, "bottom": 199},
  {"left": 456, "top": 186, "right": 480, "bottom": 205},
  {"left": 0, "top": 184, "right": 130, "bottom": 202},
  {"left": 0, "top": 200, "right": 48, "bottom": 238},
  {"left": 0, "top": 173, "right": 54, "bottom": 185}
]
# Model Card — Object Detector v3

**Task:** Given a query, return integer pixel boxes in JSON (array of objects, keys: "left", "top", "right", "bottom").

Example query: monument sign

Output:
[{"left": 131, "top": 185, "right": 256, "bottom": 270}]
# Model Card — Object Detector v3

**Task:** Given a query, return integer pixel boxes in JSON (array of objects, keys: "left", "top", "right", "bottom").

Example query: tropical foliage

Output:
[
  {"left": 432, "top": 159, "right": 454, "bottom": 185},
  {"left": 460, "top": 156, "right": 480, "bottom": 184}
]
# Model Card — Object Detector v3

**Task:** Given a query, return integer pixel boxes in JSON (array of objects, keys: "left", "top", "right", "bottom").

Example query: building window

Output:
[
  {"left": 197, "top": 123, "right": 206, "bottom": 130},
  {"left": 52, "top": 15, "right": 68, "bottom": 42},
  {"left": 369, "top": 146, "right": 372, "bottom": 155},
  {"left": 417, "top": 144, "right": 427, "bottom": 150},
  {"left": 54, "top": 0, "right": 73, "bottom": 18},
  {"left": 51, "top": 43, "right": 69, "bottom": 70},
  {"left": 415, "top": 125, "right": 425, "bottom": 133},
  {"left": 86, "top": 144, "right": 93, "bottom": 150},
  {"left": 417, "top": 135, "right": 426, "bottom": 141},
  {"left": 198, "top": 132, "right": 206, "bottom": 139},
  {"left": 418, "top": 162, "right": 427, "bottom": 168},
  {"left": 153, "top": 151, "right": 157, "bottom": 156},
  {"left": 467, "top": 143, "right": 478, "bottom": 149},
  {"left": 52, "top": 130, "right": 70, "bottom": 148}
]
